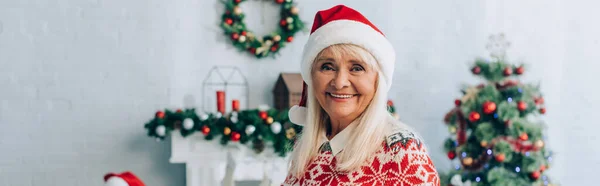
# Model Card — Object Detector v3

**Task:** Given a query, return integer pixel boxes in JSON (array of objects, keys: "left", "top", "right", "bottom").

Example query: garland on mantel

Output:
[{"left": 144, "top": 102, "right": 398, "bottom": 157}]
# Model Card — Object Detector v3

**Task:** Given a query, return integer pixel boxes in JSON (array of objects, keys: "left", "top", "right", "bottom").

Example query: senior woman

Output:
[{"left": 283, "top": 5, "right": 440, "bottom": 186}]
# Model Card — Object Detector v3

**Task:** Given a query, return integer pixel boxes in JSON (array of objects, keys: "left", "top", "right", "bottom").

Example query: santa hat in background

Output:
[
  {"left": 104, "top": 171, "right": 145, "bottom": 186},
  {"left": 288, "top": 5, "right": 396, "bottom": 125}
]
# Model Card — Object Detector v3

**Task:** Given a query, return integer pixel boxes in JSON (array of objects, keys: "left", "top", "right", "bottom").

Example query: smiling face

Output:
[{"left": 311, "top": 44, "right": 379, "bottom": 123}]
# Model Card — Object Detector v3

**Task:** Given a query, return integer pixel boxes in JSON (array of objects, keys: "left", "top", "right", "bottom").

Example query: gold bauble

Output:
[
  {"left": 233, "top": 6, "right": 242, "bottom": 15},
  {"left": 480, "top": 140, "right": 488, "bottom": 147},
  {"left": 266, "top": 117, "right": 274, "bottom": 124},
  {"left": 273, "top": 35, "right": 281, "bottom": 42},
  {"left": 462, "top": 157, "right": 473, "bottom": 166},
  {"left": 290, "top": 7, "right": 299, "bottom": 15},
  {"left": 286, "top": 128, "right": 296, "bottom": 139},
  {"left": 224, "top": 127, "right": 231, "bottom": 135},
  {"left": 535, "top": 140, "right": 544, "bottom": 148}
]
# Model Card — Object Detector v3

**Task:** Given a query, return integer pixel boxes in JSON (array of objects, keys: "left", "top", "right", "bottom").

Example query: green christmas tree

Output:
[{"left": 442, "top": 34, "right": 556, "bottom": 186}]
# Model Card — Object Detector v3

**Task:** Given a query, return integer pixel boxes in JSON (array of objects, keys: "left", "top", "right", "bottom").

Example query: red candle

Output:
[
  {"left": 232, "top": 99, "right": 240, "bottom": 111},
  {"left": 217, "top": 91, "right": 225, "bottom": 114}
]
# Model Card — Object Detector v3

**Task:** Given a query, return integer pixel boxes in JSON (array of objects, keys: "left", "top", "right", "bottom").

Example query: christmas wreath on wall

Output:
[
  {"left": 144, "top": 101, "right": 398, "bottom": 157},
  {"left": 220, "top": 0, "right": 305, "bottom": 59}
]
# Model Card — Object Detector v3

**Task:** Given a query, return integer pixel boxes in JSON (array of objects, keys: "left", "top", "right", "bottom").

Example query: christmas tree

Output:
[{"left": 442, "top": 34, "right": 556, "bottom": 186}]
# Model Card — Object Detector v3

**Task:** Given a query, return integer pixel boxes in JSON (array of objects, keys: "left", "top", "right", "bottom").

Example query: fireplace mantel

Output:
[{"left": 169, "top": 130, "right": 290, "bottom": 186}]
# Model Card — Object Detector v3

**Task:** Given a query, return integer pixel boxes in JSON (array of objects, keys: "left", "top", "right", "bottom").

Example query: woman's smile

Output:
[{"left": 327, "top": 92, "right": 359, "bottom": 102}]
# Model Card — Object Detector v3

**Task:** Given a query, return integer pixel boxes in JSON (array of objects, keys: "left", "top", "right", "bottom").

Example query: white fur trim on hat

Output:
[
  {"left": 105, "top": 177, "right": 129, "bottom": 186},
  {"left": 300, "top": 20, "right": 396, "bottom": 91},
  {"left": 288, "top": 105, "right": 306, "bottom": 126}
]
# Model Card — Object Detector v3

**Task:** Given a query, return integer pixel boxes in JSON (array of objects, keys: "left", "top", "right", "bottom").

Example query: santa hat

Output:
[
  {"left": 288, "top": 5, "right": 395, "bottom": 125},
  {"left": 104, "top": 171, "right": 145, "bottom": 186}
]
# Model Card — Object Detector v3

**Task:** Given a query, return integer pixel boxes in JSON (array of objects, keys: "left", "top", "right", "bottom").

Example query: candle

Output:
[
  {"left": 217, "top": 91, "right": 225, "bottom": 114},
  {"left": 232, "top": 99, "right": 240, "bottom": 111}
]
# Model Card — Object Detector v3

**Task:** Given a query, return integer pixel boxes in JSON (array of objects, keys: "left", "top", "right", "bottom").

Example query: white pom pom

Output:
[
  {"left": 105, "top": 176, "right": 129, "bottom": 186},
  {"left": 288, "top": 105, "right": 306, "bottom": 126},
  {"left": 183, "top": 118, "right": 194, "bottom": 130},
  {"left": 155, "top": 125, "right": 166, "bottom": 136}
]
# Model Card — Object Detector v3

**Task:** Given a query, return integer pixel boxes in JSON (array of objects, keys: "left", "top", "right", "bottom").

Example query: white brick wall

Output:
[{"left": 0, "top": 0, "right": 597, "bottom": 185}]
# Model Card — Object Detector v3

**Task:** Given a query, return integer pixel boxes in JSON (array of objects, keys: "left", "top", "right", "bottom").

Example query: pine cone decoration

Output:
[{"left": 253, "top": 139, "right": 265, "bottom": 153}]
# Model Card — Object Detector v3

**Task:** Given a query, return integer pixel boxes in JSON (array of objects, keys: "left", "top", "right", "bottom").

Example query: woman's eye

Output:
[
  {"left": 351, "top": 65, "right": 365, "bottom": 71},
  {"left": 321, "top": 64, "right": 334, "bottom": 71}
]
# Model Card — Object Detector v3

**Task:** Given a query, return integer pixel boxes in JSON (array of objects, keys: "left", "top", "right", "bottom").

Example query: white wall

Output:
[{"left": 0, "top": 0, "right": 597, "bottom": 185}]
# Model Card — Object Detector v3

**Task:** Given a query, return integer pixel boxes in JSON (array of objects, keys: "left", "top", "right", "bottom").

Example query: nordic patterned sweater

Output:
[{"left": 282, "top": 119, "right": 440, "bottom": 186}]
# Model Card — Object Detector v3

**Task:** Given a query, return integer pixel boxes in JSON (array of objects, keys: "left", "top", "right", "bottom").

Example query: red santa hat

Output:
[
  {"left": 104, "top": 171, "right": 145, "bottom": 186},
  {"left": 288, "top": 5, "right": 395, "bottom": 125}
]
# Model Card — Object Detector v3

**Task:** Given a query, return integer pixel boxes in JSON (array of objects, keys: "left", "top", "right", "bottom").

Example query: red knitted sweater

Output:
[{"left": 282, "top": 125, "right": 440, "bottom": 186}]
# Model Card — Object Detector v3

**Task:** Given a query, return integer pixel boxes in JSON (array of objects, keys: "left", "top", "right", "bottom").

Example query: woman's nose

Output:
[{"left": 330, "top": 71, "right": 350, "bottom": 90}]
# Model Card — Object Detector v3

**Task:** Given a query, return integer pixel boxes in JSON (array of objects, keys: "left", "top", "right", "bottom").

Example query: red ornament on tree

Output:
[
  {"left": 225, "top": 18, "right": 233, "bottom": 25},
  {"left": 495, "top": 153, "right": 505, "bottom": 162},
  {"left": 516, "top": 66, "right": 525, "bottom": 75},
  {"left": 535, "top": 97, "right": 545, "bottom": 105},
  {"left": 519, "top": 133, "right": 529, "bottom": 141},
  {"left": 270, "top": 45, "right": 278, "bottom": 52},
  {"left": 286, "top": 36, "right": 294, "bottom": 42},
  {"left": 280, "top": 19, "right": 287, "bottom": 26},
  {"left": 447, "top": 151, "right": 456, "bottom": 160},
  {"left": 176, "top": 109, "right": 183, "bottom": 113},
  {"left": 259, "top": 111, "right": 268, "bottom": 120},
  {"left": 540, "top": 108, "right": 546, "bottom": 114},
  {"left": 387, "top": 100, "right": 394, "bottom": 106},
  {"left": 540, "top": 165, "right": 546, "bottom": 172},
  {"left": 241, "top": 31, "right": 247, "bottom": 36},
  {"left": 234, "top": 0, "right": 242, "bottom": 4},
  {"left": 201, "top": 125, "right": 211, "bottom": 135},
  {"left": 469, "top": 111, "right": 481, "bottom": 122},
  {"left": 454, "top": 99, "right": 461, "bottom": 106},
  {"left": 275, "top": 0, "right": 284, "bottom": 4},
  {"left": 530, "top": 171, "right": 541, "bottom": 180},
  {"left": 517, "top": 101, "right": 527, "bottom": 111},
  {"left": 231, "top": 132, "right": 241, "bottom": 141},
  {"left": 482, "top": 101, "right": 497, "bottom": 114},
  {"left": 155, "top": 111, "right": 165, "bottom": 119},
  {"left": 231, "top": 33, "right": 240, "bottom": 40},
  {"left": 471, "top": 66, "right": 481, "bottom": 74},
  {"left": 503, "top": 67, "right": 513, "bottom": 76},
  {"left": 248, "top": 47, "right": 256, "bottom": 54}
]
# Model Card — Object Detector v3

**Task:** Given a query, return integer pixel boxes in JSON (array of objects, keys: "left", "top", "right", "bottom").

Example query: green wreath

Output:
[{"left": 220, "top": 0, "right": 305, "bottom": 59}]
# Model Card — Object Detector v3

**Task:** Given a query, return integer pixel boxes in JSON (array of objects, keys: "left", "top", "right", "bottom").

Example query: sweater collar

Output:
[{"left": 319, "top": 121, "right": 357, "bottom": 156}]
